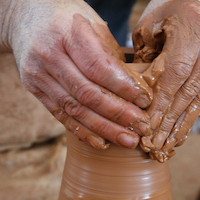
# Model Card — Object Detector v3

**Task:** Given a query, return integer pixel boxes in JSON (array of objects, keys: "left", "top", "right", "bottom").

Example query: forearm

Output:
[
  {"left": 0, "top": 0, "right": 17, "bottom": 52},
  {"left": 0, "top": 0, "right": 51, "bottom": 53}
]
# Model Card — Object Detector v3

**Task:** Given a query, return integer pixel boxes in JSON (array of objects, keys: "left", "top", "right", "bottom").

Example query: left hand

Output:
[
  {"left": 133, "top": 0, "right": 200, "bottom": 162},
  {"left": 2, "top": 0, "right": 152, "bottom": 150}
]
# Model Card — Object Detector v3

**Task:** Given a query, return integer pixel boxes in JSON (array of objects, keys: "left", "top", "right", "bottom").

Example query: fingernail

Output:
[
  {"left": 138, "top": 122, "right": 150, "bottom": 136},
  {"left": 150, "top": 111, "right": 162, "bottom": 130},
  {"left": 117, "top": 133, "right": 139, "bottom": 149},
  {"left": 135, "top": 96, "right": 151, "bottom": 109},
  {"left": 87, "top": 135, "right": 109, "bottom": 150}
]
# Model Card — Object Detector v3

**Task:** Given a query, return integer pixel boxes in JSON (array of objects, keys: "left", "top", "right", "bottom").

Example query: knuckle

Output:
[
  {"left": 161, "top": 113, "right": 176, "bottom": 131},
  {"left": 61, "top": 96, "right": 85, "bottom": 119},
  {"left": 155, "top": 93, "right": 171, "bottom": 111},
  {"left": 53, "top": 109, "right": 68, "bottom": 124},
  {"left": 92, "top": 121, "right": 111, "bottom": 137},
  {"left": 20, "top": 61, "right": 42, "bottom": 82},
  {"left": 181, "top": 79, "right": 200, "bottom": 97},
  {"left": 76, "top": 84, "right": 101, "bottom": 106},
  {"left": 179, "top": 126, "right": 189, "bottom": 137},
  {"left": 170, "top": 53, "right": 194, "bottom": 79},
  {"left": 20, "top": 77, "right": 39, "bottom": 95},
  {"left": 21, "top": 63, "right": 34, "bottom": 76},
  {"left": 190, "top": 79, "right": 200, "bottom": 94},
  {"left": 86, "top": 57, "right": 109, "bottom": 82},
  {"left": 172, "top": 63, "right": 191, "bottom": 80},
  {"left": 86, "top": 57, "right": 101, "bottom": 77},
  {"left": 110, "top": 106, "right": 126, "bottom": 122},
  {"left": 66, "top": 102, "right": 82, "bottom": 118},
  {"left": 57, "top": 95, "right": 71, "bottom": 108},
  {"left": 31, "top": 42, "right": 53, "bottom": 63},
  {"left": 32, "top": 89, "right": 44, "bottom": 99}
]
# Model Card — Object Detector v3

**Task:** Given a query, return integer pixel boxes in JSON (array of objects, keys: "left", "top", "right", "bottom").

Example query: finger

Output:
[
  {"left": 151, "top": 56, "right": 200, "bottom": 149},
  {"left": 161, "top": 113, "right": 186, "bottom": 153},
  {"left": 149, "top": 111, "right": 186, "bottom": 162},
  {"left": 153, "top": 95, "right": 200, "bottom": 162},
  {"left": 65, "top": 14, "right": 152, "bottom": 108},
  {"left": 134, "top": 16, "right": 199, "bottom": 128},
  {"left": 139, "top": 135, "right": 154, "bottom": 153},
  {"left": 26, "top": 86, "right": 109, "bottom": 150},
  {"left": 27, "top": 71, "right": 140, "bottom": 149},
  {"left": 149, "top": 149, "right": 176, "bottom": 163},
  {"left": 168, "top": 94, "right": 200, "bottom": 148},
  {"left": 123, "top": 64, "right": 153, "bottom": 107},
  {"left": 146, "top": 16, "right": 200, "bottom": 130},
  {"left": 41, "top": 52, "right": 150, "bottom": 136},
  {"left": 175, "top": 129, "right": 190, "bottom": 147}
]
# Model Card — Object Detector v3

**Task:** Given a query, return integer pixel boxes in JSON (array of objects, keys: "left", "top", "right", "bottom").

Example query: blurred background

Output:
[{"left": 0, "top": 0, "right": 199, "bottom": 200}]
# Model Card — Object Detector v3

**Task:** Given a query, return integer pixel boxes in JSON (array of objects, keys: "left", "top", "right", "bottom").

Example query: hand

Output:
[
  {"left": 2, "top": 0, "right": 152, "bottom": 149},
  {"left": 133, "top": 0, "right": 200, "bottom": 162}
]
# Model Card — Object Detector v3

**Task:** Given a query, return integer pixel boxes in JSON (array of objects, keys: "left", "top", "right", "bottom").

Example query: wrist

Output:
[
  {"left": 0, "top": 0, "right": 18, "bottom": 52},
  {"left": 0, "top": 0, "right": 35, "bottom": 53}
]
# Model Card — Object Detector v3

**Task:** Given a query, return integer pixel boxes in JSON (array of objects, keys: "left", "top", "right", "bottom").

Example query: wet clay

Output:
[
  {"left": 119, "top": 61, "right": 171, "bottom": 164},
  {"left": 58, "top": 62, "right": 172, "bottom": 200},
  {"left": 59, "top": 131, "right": 172, "bottom": 200},
  {"left": 127, "top": 55, "right": 186, "bottom": 162},
  {"left": 132, "top": 0, "right": 200, "bottom": 161}
]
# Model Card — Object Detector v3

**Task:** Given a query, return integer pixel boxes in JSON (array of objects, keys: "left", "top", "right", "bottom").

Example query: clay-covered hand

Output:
[
  {"left": 0, "top": 0, "right": 152, "bottom": 149},
  {"left": 133, "top": 0, "right": 200, "bottom": 162}
]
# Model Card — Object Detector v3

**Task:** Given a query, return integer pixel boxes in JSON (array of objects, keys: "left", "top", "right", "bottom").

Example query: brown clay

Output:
[
  {"left": 126, "top": 62, "right": 150, "bottom": 73},
  {"left": 59, "top": 131, "right": 172, "bottom": 200},
  {"left": 133, "top": 0, "right": 200, "bottom": 162},
  {"left": 58, "top": 62, "right": 172, "bottom": 200}
]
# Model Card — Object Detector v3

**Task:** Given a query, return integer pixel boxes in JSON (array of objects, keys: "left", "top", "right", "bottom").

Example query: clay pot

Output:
[
  {"left": 58, "top": 60, "right": 172, "bottom": 200},
  {"left": 59, "top": 132, "right": 172, "bottom": 200}
]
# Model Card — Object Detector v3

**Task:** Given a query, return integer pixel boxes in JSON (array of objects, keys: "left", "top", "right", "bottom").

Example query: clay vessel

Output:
[
  {"left": 59, "top": 132, "right": 172, "bottom": 200},
  {"left": 58, "top": 61, "right": 172, "bottom": 200}
]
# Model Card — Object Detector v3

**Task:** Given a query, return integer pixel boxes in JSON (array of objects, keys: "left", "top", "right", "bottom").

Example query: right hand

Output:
[
  {"left": 133, "top": 0, "right": 200, "bottom": 161},
  {"left": 3, "top": 0, "right": 152, "bottom": 149}
]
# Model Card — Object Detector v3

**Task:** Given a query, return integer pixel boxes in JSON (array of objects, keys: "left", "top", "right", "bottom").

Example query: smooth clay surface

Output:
[
  {"left": 58, "top": 60, "right": 173, "bottom": 200},
  {"left": 59, "top": 131, "right": 172, "bottom": 200}
]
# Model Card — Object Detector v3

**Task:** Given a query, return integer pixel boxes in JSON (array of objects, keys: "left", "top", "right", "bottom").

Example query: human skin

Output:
[
  {"left": 133, "top": 0, "right": 200, "bottom": 162},
  {"left": 0, "top": 0, "right": 153, "bottom": 149}
]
